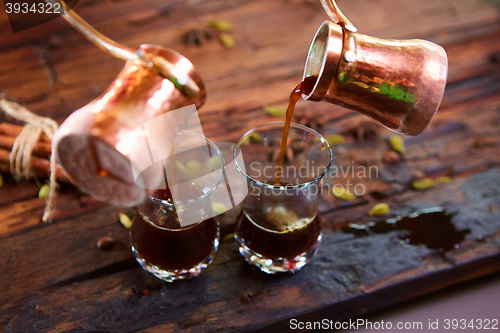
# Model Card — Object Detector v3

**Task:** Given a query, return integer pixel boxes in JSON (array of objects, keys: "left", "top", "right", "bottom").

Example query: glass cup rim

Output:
[
  {"left": 149, "top": 130, "right": 225, "bottom": 206},
  {"left": 233, "top": 122, "right": 333, "bottom": 190}
]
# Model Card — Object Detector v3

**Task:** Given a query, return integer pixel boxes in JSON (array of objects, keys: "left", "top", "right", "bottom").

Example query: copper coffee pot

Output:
[
  {"left": 51, "top": 2, "right": 206, "bottom": 206},
  {"left": 303, "top": 0, "right": 448, "bottom": 135},
  {"left": 52, "top": 45, "right": 206, "bottom": 206}
]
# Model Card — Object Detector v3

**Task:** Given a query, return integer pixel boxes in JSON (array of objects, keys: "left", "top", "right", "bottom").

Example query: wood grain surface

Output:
[{"left": 0, "top": 0, "right": 499, "bottom": 331}]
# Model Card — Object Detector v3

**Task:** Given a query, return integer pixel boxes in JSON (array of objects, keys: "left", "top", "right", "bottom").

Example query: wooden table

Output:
[{"left": 1, "top": 0, "right": 499, "bottom": 331}]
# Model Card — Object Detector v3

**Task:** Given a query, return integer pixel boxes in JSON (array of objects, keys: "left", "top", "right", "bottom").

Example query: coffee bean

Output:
[
  {"left": 97, "top": 237, "right": 114, "bottom": 251},
  {"left": 384, "top": 151, "right": 400, "bottom": 163}
]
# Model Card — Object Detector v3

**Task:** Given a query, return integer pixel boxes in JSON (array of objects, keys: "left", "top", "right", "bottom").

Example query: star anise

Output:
[
  {"left": 341, "top": 116, "right": 381, "bottom": 142},
  {"left": 293, "top": 108, "right": 325, "bottom": 131},
  {"left": 183, "top": 25, "right": 214, "bottom": 46}
]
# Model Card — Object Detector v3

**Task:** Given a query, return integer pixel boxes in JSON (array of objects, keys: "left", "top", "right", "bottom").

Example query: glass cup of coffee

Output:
[
  {"left": 233, "top": 122, "right": 332, "bottom": 273},
  {"left": 130, "top": 131, "right": 225, "bottom": 282}
]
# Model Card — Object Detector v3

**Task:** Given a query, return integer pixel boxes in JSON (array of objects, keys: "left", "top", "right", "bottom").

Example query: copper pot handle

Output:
[
  {"left": 320, "top": 0, "right": 357, "bottom": 32},
  {"left": 45, "top": 0, "right": 201, "bottom": 97}
]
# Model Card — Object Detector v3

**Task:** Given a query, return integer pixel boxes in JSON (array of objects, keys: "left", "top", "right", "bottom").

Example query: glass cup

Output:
[
  {"left": 233, "top": 122, "right": 332, "bottom": 273},
  {"left": 130, "top": 131, "right": 224, "bottom": 282}
]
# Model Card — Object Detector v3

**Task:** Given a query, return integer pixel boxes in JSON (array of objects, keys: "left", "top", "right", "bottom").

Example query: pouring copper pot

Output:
[{"left": 303, "top": 0, "right": 448, "bottom": 135}]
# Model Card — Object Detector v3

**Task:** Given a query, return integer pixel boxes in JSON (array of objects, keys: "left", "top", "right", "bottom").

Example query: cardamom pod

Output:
[
  {"left": 209, "top": 19, "right": 233, "bottom": 32},
  {"left": 204, "top": 156, "right": 222, "bottom": 172},
  {"left": 325, "top": 134, "right": 345, "bottom": 146},
  {"left": 369, "top": 203, "right": 390, "bottom": 216},
  {"left": 249, "top": 132, "right": 264, "bottom": 143},
  {"left": 219, "top": 32, "right": 235, "bottom": 49},
  {"left": 264, "top": 105, "right": 287, "bottom": 117},
  {"left": 388, "top": 135, "right": 405, "bottom": 154},
  {"left": 332, "top": 187, "right": 356, "bottom": 201},
  {"left": 174, "top": 161, "right": 187, "bottom": 174},
  {"left": 412, "top": 177, "right": 435, "bottom": 190},
  {"left": 185, "top": 160, "right": 202, "bottom": 171},
  {"left": 119, "top": 213, "right": 132, "bottom": 229},
  {"left": 212, "top": 202, "right": 228, "bottom": 215},
  {"left": 185, "top": 160, "right": 203, "bottom": 179},
  {"left": 222, "top": 232, "right": 235, "bottom": 242},
  {"left": 240, "top": 132, "right": 265, "bottom": 146},
  {"left": 38, "top": 184, "right": 50, "bottom": 199},
  {"left": 240, "top": 136, "right": 251, "bottom": 146}
]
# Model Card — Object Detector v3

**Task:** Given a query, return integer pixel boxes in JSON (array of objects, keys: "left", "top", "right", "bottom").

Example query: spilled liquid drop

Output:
[{"left": 344, "top": 207, "right": 471, "bottom": 252}]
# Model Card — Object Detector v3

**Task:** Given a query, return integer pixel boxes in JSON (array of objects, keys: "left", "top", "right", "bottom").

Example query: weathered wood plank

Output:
[
  {"left": 0, "top": 89, "right": 498, "bottom": 275},
  {"left": 1, "top": 167, "right": 499, "bottom": 332},
  {"left": 0, "top": 183, "right": 109, "bottom": 237},
  {"left": 1, "top": 98, "right": 500, "bottom": 330},
  {"left": 0, "top": 204, "right": 132, "bottom": 305}
]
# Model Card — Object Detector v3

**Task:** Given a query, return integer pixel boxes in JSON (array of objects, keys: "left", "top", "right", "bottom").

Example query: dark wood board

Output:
[{"left": 1, "top": 0, "right": 500, "bottom": 331}]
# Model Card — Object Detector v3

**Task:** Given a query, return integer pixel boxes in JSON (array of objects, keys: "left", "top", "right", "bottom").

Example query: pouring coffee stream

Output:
[{"left": 275, "top": 76, "right": 317, "bottom": 185}]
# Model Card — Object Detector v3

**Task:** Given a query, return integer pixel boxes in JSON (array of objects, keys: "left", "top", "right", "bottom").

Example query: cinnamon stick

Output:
[
  {"left": 0, "top": 122, "right": 51, "bottom": 142},
  {"left": 0, "top": 148, "right": 73, "bottom": 183},
  {"left": 0, "top": 134, "right": 52, "bottom": 158}
]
